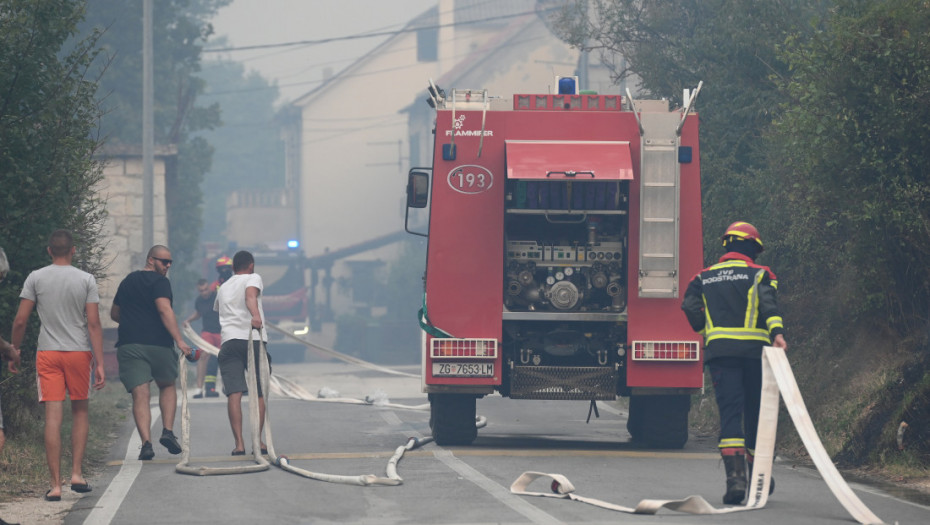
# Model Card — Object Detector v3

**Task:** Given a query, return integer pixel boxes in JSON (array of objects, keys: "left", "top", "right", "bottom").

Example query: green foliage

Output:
[
  {"left": 553, "top": 0, "right": 829, "bottom": 262},
  {"left": 554, "top": 0, "right": 930, "bottom": 470},
  {"left": 166, "top": 135, "right": 214, "bottom": 298},
  {"left": 770, "top": 0, "right": 930, "bottom": 332},
  {"left": 0, "top": 0, "right": 107, "bottom": 430},
  {"left": 80, "top": 0, "right": 229, "bottom": 303},
  {"left": 197, "top": 58, "right": 285, "bottom": 244}
]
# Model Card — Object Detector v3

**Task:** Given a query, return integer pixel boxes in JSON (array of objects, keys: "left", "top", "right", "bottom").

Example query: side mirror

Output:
[{"left": 407, "top": 171, "right": 430, "bottom": 208}]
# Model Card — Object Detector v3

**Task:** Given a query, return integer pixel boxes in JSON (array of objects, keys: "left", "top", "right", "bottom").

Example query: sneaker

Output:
[
  {"left": 192, "top": 392, "right": 204, "bottom": 399},
  {"left": 139, "top": 441, "right": 154, "bottom": 460},
  {"left": 159, "top": 429, "right": 182, "bottom": 455}
]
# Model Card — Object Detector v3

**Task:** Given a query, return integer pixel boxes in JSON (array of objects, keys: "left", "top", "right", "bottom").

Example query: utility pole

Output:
[{"left": 142, "top": 0, "right": 154, "bottom": 250}]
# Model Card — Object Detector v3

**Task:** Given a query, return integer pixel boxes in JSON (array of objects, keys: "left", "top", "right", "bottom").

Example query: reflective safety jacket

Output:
[{"left": 681, "top": 252, "right": 784, "bottom": 361}]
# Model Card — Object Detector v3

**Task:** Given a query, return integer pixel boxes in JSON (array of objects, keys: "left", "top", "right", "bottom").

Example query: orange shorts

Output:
[{"left": 36, "top": 351, "right": 93, "bottom": 402}]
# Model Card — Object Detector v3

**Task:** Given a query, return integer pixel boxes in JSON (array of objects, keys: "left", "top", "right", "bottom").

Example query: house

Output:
[{"left": 280, "top": 0, "right": 615, "bottom": 344}]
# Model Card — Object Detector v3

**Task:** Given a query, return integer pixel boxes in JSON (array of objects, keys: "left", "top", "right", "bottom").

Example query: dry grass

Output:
[
  {"left": 686, "top": 328, "right": 930, "bottom": 494},
  {"left": 0, "top": 384, "right": 128, "bottom": 502}
]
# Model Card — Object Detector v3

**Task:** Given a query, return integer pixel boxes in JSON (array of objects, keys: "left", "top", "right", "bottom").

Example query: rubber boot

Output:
[
  {"left": 747, "top": 453, "right": 775, "bottom": 495},
  {"left": 722, "top": 454, "right": 747, "bottom": 505},
  {"left": 204, "top": 379, "right": 218, "bottom": 397}
]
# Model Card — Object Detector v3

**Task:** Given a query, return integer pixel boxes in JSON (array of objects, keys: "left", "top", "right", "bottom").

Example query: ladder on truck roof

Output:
[{"left": 630, "top": 85, "right": 701, "bottom": 299}]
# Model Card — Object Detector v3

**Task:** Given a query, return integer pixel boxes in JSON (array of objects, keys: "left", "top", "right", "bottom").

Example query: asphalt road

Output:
[{"left": 64, "top": 360, "right": 930, "bottom": 525}]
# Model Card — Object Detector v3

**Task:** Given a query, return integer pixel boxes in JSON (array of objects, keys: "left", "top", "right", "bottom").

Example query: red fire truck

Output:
[{"left": 405, "top": 79, "right": 704, "bottom": 448}]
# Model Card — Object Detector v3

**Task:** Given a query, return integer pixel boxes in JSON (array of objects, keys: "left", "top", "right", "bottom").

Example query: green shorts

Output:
[{"left": 117, "top": 343, "right": 179, "bottom": 392}]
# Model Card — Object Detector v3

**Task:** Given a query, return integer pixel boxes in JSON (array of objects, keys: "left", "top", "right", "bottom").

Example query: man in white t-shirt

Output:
[
  {"left": 11, "top": 230, "right": 105, "bottom": 501},
  {"left": 214, "top": 250, "right": 271, "bottom": 456}
]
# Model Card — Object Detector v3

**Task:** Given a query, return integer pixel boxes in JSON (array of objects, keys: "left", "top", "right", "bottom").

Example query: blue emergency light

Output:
[{"left": 287, "top": 239, "right": 299, "bottom": 249}]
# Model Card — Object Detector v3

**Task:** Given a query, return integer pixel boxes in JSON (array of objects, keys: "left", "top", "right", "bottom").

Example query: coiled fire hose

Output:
[
  {"left": 509, "top": 346, "right": 885, "bottom": 525},
  {"left": 177, "top": 325, "right": 486, "bottom": 484},
  {"left": 175, "top": 328, "right": 269, "bottom": 475}
]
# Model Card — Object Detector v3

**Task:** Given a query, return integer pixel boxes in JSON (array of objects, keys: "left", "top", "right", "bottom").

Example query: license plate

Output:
[{"left": 432, "top": 362, "right": 494, "bottom": 377}]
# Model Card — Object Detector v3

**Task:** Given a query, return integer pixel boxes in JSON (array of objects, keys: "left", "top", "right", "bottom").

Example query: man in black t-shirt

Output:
[
  {"left": 111, "top": 245, "right": 194, "bottom": 460},
  {"left": 183, "top": 279, "right": 221, "bottom": 398}
]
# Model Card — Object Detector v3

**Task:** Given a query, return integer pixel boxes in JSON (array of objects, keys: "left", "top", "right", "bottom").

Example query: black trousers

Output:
[{"left": 708, "top": 356, "right": 762, "bottom": 452}]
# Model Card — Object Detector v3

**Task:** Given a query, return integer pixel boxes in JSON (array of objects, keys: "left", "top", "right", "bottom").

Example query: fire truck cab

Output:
[{"left": 406, "top": 78, "right": 705, "bottom": 448}]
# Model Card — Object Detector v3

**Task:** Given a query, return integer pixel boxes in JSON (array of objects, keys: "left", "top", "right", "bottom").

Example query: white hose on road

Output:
[
  {"left": 176, "top": 329, "right": 269, "bottom": 476},
  {"left": 181, "top": 323, "right": 426, "bottom": 410},
  {"left": 265, "top": 322, "right": 418, "bottom": 378},
  {"left": 510, "top": 346, "right": 886, "bottom": 524},
  {"left": 177, "top": 326, "right": 430, "bottom": 484}
]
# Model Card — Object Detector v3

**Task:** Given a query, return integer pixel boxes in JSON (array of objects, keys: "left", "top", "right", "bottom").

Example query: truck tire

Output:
[
  {"left": 626, "top": 394, "right": 690, "bottom": 449},
  {"left": 429, "top": 394, "right": 478, "bottom": 446}
]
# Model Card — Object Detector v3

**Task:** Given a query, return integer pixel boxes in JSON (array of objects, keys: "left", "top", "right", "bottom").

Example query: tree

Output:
[
  {"left": 551, "top": 0, "right": 829, "bottom": 259},
  {"left": 196, "top": 57, "right": 285, "bottom": 244},
  {"left": 80, "top": 0, "right": 230, "bottom": 300},
  {"left": 553, "top": 0, "right": 930, "bottom": 468},
  {"left": 0, "top": 0, "right": 107, "bottom": 429},
  {"left": 770, "top": 0, "right": 930, "bottom": 331}
]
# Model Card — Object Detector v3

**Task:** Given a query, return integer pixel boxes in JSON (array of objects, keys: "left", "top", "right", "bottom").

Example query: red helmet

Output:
[
  {"left": 722, "top": 221, "right": 764, "bottom": 251},
  {"left": 215, "top": 255, "right": 233, "bottom": 268}
]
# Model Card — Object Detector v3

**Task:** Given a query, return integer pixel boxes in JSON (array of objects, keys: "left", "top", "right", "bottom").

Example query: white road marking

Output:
[
  {"left": 83, "top": 406, "right": 160, "bottom": 525},
  {"left": 380, "top": 410, "right": 564, "bottom": 525},
  {"left": 432, "top": 448, "right": 565, "bottom": 525}
]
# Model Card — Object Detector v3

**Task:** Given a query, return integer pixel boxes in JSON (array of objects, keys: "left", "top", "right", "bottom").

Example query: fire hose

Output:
[
  {"left": 175, "top": 328, "right": 269, "bottom": 476},
  {"left": 176, "top": 325, "right": 487, "bottom": 484},
  {"left": 509, "top": 346, "right": 886, "bottom": 524}
]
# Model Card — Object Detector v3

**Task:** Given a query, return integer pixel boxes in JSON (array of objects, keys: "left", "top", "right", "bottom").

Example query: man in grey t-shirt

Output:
[{"left": 11, "top": 230, "right": 104, "bottom": 501}]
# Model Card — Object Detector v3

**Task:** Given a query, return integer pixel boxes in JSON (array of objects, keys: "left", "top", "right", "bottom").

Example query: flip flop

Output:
[
  {"left": 71, "top": 482, "right": 92, "bottom": 493},
  {"left": 231, "top": 449, "right": 246, "bottom": 456},
  {"left": 44, "top": 490, "right": 61, "bottom": 502}
]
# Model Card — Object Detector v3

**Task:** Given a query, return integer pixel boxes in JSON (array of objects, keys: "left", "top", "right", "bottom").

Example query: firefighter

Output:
[
  {"left": 184, "top": 279, "right": 221, "bottom": 398},
  {"left": 205, "top": 255, "right": 234, "bottom": 394},
  {"left": 213, "top": 255, "right": 234, "bottom": 290},
  {"left": 681, "top": 221, "right": 787, "bottom": 505},
  {"left": 189, "top": 256, "right": 233, "bottom": 397}
]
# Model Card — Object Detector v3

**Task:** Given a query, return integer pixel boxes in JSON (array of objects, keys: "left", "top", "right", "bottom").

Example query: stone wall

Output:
[{"left": 95, "top": 145, "right": 175, "bottom": 332}]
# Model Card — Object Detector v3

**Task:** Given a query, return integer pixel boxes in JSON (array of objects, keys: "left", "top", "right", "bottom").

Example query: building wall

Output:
[
  {"left": 226, "top": 189, "right": 297, "bottom": 249},
  {"left": 96, "top": 148, "right": 172, "bottom": 331},
  {"left": 287, "top": 2, "right": 585, "bottom": 318}
]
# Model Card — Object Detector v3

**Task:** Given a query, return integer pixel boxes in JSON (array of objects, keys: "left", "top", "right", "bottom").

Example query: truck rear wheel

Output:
[
  {"left": 429, "top": 394, "right": 478, "bottom": 446},
  {"left": 626, "top": 394, "right": 690, "bottom": 449}
]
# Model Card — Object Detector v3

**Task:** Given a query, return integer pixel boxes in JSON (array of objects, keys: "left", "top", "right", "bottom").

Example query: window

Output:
[{"left": 417, "top": 28, "right": 438, "bottom": 62}]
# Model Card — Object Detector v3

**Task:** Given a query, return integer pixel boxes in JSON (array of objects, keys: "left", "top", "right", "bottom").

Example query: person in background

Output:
[
  {"left": 0, "top": 334, "right": 20, "bottom": 456},
  {"left": 681, "top": 221, "right": 787, "bottom": 505},
  {"left": 10, "top": 231, "right": 105, "bottom": 501},
  {"left": 0, "top": 246, "right": 15, "bottom": 457},
  {"left": 0, "top": 334, "right": 20, "bottom": 525},
  {"left": 215, "top": 250, "right": 272, "bottom": 456},
  {"left": 0, "top": 334, "right": 21, "bottom": 454},
  {"left": 0, "top": 247, "right": 20, "bottom": 525},
  {"left": 0, "top": 330, "right": 20, "bottom": 525},
  {"left": 183, "top": 279, "right": 221, "bottom": 398},
  {"left": 111, "top": 245, "right": 193, "bottom": 460},
  {"left": 213, "top": 255, "right": 233, "bottom": 291}
]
